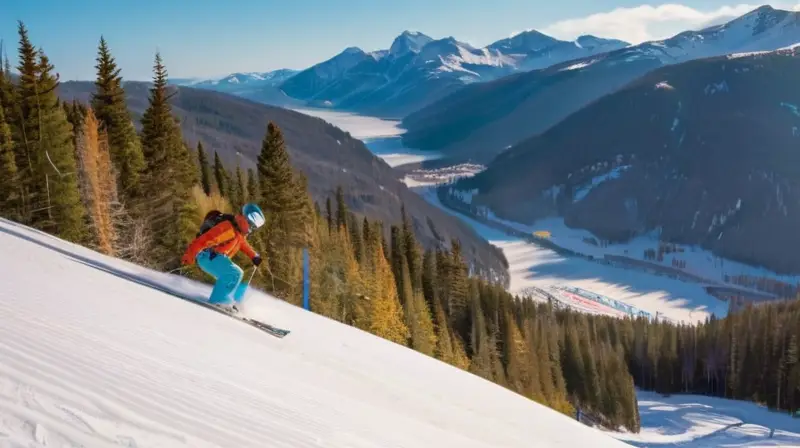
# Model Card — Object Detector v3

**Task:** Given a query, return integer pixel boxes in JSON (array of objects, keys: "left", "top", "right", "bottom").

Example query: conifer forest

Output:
[{"left": 1, "top": 22, "right": 798, "bottom": 433}]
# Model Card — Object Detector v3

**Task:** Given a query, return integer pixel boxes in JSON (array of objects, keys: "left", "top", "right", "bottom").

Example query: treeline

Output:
[
  {"left": 608, "top": 300, "right": 800, "bottom": 415},
  {"left": 0, "top": 22, "right": 640, "bottom": 432}
]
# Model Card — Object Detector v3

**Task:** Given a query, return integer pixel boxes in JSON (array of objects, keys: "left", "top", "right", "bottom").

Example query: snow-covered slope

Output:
[
  {"left": 622, "top": 5, "right": 800, "bottom": 65},
  {"left": 273, "top": 30, "right": 628, "bottom": 116},
  {"left": 0, "top": 218, "right": 631, "bottom": 448},
  {"left": 609, "top": 390, "right": 800, "bottom": 447}
]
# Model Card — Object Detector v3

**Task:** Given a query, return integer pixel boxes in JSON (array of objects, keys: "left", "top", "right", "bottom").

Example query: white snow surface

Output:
[
  {"left": 631, "top": 6, "right": 800, "bottom": 66},
  {"left": 291, "top": 107, "right": 443, "bottom": 167},
  {"left": 606, "top": 390, "right": 800, "bottom": 447},
  {"left": 0, "top": 218, "right": 632, "bottom": 448}
]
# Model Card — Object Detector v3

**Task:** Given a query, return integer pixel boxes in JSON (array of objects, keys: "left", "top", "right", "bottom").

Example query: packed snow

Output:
[
  {"left": 606, "top": 391, "right": 800, "bottom": 447},
  {"left": 0, "top": 218, "right": 632, "bottom": 448}
]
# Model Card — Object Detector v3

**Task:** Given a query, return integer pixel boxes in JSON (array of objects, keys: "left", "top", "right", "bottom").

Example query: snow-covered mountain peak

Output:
[
  {"left": 625, "top": 5, "right": 800, "bottom": 64},
  {"left": 489, "top": 29, "right": 561, "bottom": 53},
  {"left": 390, "top": 30, "right": 434, "bottom": 57},
  {"left": 574, "top": 35, "right": 630, "bottom": 49},
  {"left": 341, "top": 46, "right": 365, "bottom": 55}
]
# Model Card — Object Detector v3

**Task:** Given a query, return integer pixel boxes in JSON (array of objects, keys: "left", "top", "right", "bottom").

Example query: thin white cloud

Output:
[{"left": 540, "top": 3, "right": 800, "bottom": 45}]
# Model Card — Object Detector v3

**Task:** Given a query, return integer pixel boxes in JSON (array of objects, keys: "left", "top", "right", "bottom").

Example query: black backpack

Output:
[{"left": 197, "top": 210, "right": 239, "bottom": 237}]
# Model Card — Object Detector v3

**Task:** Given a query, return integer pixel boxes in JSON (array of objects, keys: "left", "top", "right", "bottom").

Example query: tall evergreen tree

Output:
[
  {"left": 246, "top": 168, "right": 260, "bottom": 205},
  {"left": 335, "top": 185, "right": 347, "bottom": 231},
  {"left": 196, "top": 141, "right": 211, "bottom": 196},
  {"left": 0, "top": 105, "right": 20, "bottom": 220},
  {"left": 229, "top": 165, "right": 244, "bottom": 211},
  {"left": 325, "top": 196, "right": 333, "bottom": 233},
  {"left": 91, "top": 36, "right": 145, "bottom": 199},
  {"left": 213, "top": 151, "right": 227, "bottom": 197},
  {"left": 401, "top": 205, "right": 422, "bottom": 292},
  {"left": 12, "top": 24, "right": 86, "bottom": 241},
  {"left": 256, "top": 121, "right": 312, "bottom": 299},
  {"left": 139, "top": 52, "right": 197, "bottom": 267}
]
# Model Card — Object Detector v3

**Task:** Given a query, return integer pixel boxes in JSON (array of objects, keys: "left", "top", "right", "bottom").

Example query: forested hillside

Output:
[{"left": 56, "top": 71, "right": 510, "bottom": 284}]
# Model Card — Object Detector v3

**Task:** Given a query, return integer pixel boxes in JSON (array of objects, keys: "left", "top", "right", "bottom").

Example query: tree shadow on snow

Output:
[{"left": 620, "top": 392, "right": 800, "bottom": 446}]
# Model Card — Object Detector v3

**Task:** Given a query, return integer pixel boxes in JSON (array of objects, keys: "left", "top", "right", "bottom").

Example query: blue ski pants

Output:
[{"left": 196, "top": 249, "right": 250, "bottom": 304}]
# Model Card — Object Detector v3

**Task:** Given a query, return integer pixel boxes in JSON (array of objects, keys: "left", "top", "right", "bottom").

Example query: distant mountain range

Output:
[
  {"left": 453, "top": 43, "right": 800, "bottom": 274},
  {"left": 401, "top": 5, "right": 800, "bottom": 164},
  {"left": 176, "top": 30, "right": 628, "bottom": 117},
  {"left": 170, "top": 69, "right": 302, "bottom": 107}
]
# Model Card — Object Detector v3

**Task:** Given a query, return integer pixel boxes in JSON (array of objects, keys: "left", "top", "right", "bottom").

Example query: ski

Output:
[{"left": 194, "top": 301, "right": 291, "bottom": 338}]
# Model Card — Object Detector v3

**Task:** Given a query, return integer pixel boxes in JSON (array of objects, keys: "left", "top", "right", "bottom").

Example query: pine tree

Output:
[
  {"left": 447, "top": 239, "right": 470, "bottom": 339},
  {"left": 213, "top": 151, "right": 227, "bottom": 197},
  {"left": 0, "top": 50, "right": 14, "bottom": 119},
  {"left": 422, "top": 249, "right": 437, "bottom": 309},
  {"left": 335, "top": 185, "right": 347, "bottom": 231},
  {"left": 0, "top": 105, "right": 20, "bottom": 220},
  {"left": 91, "top": 36, "right": 144, "bottom": 199},
  {"left": 469, "top": 298, "right": 494, "bottom": 381},
  {"left": 229, "top": 165, "right": 244, "bottom": 212},
  {"left": 348, "top": 213, "right": 364, "bottom": 264},
  {"left": 401, "top": 205, "right": 422, "bottom": 292},
  {"left": 256, "top": 121, "right": 312, "bottom": 299},
  {"left": 196, "top": 141, "right": 211, "bottom": 196},
  {"left": 325, "top": 196, "right": 333, "bottom": 233},
  {"left": 410, "top": 290, "right": 437, "bottom": 356},
  {"left": 138, "top": 53, "right": 197, "bottom": 267},
  {"left": 12, "top": 25, "right": 86, "bottom": 241},
  {"left": 246, "top": 168, "right": 260, "bottom": 205},
  {"left": 368, "top": 242, "right": 409, "bottom": 345}
]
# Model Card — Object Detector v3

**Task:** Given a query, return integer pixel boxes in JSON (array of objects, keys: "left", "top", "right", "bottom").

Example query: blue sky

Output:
[{"left": 1, "top": 0, "right": 796, "bottom": 81}]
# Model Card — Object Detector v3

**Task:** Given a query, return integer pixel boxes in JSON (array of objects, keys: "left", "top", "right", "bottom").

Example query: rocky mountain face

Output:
[
  {"left": 57, "top": 81, "right": 510, "bottom": 283},
  {"left": 402, "top": 5, "right": 800, "bottom": 164},
  {"left": 453, "top": 46, "right": 800, "bottom": 274}
]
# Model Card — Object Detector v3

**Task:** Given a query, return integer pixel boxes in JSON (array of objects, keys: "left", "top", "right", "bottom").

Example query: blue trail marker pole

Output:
[{"left": 302, "top": 247, "right": 310, "bottom": 311}]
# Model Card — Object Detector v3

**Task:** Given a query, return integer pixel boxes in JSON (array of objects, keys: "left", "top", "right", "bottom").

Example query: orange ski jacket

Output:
[{"left": 181, "top": 214, "right": 257, "bottom": 265}]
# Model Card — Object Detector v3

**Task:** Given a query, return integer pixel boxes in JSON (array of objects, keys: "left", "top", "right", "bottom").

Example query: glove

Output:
[
  {"left": 252, "top": 254, "right": 262, "bottom": 266},
  {"left": 181, "top": 252, "right": 194, "bottom": 266}
]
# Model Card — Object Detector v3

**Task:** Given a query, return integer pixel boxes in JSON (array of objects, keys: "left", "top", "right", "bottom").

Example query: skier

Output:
[{"left": 181, "top": 203, "right": 265, "bottom": 310}]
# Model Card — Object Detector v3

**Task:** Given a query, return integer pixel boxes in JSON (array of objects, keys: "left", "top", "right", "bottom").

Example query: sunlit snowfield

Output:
[{"left": 0, "top": 218, "right": 632, "bottom": 448}]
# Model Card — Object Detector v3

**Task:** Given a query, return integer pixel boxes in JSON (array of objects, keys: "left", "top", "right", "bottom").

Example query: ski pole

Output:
[
  {"left": 167, "top": 266, "right": 187, "bottom": 275},
  {"left": 246, "top": 265, "right": 258, "bottom": 284}
]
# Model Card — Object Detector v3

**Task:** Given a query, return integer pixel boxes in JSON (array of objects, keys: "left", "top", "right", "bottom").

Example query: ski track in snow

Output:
[{"left": 0, "top": 218, "right": 631, "bottom": 448}]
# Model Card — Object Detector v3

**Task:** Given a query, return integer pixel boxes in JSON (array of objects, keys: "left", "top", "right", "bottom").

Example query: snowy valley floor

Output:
[
  {"left": 611, "top": 391, "right": 800, "bottom": 447},
  {"left": 0, "top": 218, "right": 632, "bottom": 448}
]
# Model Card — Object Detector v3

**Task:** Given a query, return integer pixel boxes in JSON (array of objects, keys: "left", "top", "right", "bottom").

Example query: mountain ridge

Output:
[
  {"left": 400, "top": 5, "right": 800, "bottom": 164},
  {"left": 188, "top": 29, "right": 628, "bottom": 117},
  {"left": 454, "top": 44, "right": 800, "bottom": 274}
]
